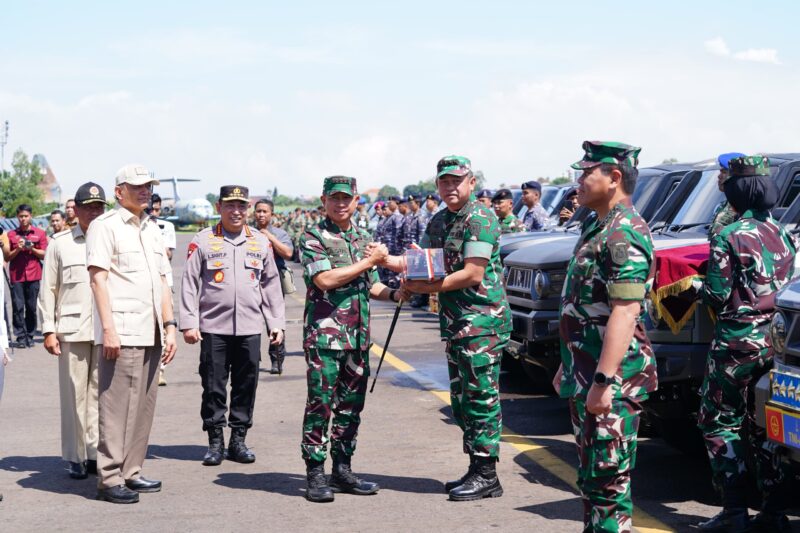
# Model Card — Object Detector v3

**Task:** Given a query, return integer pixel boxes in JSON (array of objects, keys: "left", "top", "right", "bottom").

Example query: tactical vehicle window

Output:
[
  {"left": 669, "top": 170, "right": 724, "bottom": 227},
  {"left": 630, "top": 170, "right": 661, "bottom": 212},
  {"left": 782, "top": 172, "right": 800, "bottom": 208},
  {"left": 540, "top": 187, "right": 560, "bottom": 212}
]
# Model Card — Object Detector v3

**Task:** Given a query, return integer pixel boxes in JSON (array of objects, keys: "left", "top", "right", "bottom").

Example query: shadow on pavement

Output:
[
  {"left": 0, "top": 455, "right": 97, "bottom": 499},
  {"left": 515, "top": 496, "right": 583, "bottom": 519},
  {"left": 147, "top": 444, "right": 207, "bottom": 462},
  {"left": 214, "top": 471, "right": 444, "bottom": 496}
]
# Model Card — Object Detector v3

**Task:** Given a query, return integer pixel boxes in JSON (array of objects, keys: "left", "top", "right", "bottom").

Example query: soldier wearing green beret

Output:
[
  {"left": 299, "top": 176, "right": 401, "bottom": 503},
  {"left": 554, "top": 141, "right": 657, "bottom": 533},
  {"left": 378, "top": 155, "right": 512, "bottom": 501}
]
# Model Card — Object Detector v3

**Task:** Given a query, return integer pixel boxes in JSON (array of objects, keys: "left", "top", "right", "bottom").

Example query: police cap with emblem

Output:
[
  {"left": 521, "top": 180, "right": 542, "bottom": 193},
  {"left": 219, "top": 185, "right": 250, "bottom": 202},
  {"left": 74, "top": 182, "right": 109, "bottom": 205},
  {"left": 323, "top": 176, "right": 357, "bottom": 196},
  {"left": 492, "top": 188, "right": 514, "bottom": 202}
]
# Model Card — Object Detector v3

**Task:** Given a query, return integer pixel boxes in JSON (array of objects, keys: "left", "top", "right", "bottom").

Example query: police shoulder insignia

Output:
[
  {"left": 609, "top": 240, "right": 629, "bottom": 265},
  {"left": 187, "top": 242, "right": 198, "bottom": 258}
]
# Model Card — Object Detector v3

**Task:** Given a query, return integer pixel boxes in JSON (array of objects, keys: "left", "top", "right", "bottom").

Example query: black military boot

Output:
[
  {"left": 448, "top": 456, "right": 503, "bottom": 501},
  {"left": 444, "top": 454, "right": 476, "bottom": 493},
  {"left": 751, "top": 483, "right": 792, "bottom": 533},
  {"left": 329, "top": 455, "right": 379, "bottom": 495},
  {"left": 202, "top": 427, "right": 225, "bottom": 466},
  {"left": 697, "top": 476, "right": 750, "bottom": 532},
  {"left": 226, "top": 427, "right": 255, "bottom": 463},
  {"left": 269, "top": 359, "right": 280, "bottom": 374},
  {"left": 305, "top": 460, "right": 334, "bottom": 503}
]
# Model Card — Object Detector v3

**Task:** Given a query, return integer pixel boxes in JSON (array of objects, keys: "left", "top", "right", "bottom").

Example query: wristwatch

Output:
[
  {"left": 593, "top": 372, "right": 614, "bottom": 387},
  {"left": 163, "top": 320, "right": 178, "bottom": 328}
]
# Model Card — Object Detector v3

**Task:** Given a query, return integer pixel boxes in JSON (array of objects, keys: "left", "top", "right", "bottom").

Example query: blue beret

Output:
[{"left": 718, "top": 152, "right": 746, "bottom": 170}]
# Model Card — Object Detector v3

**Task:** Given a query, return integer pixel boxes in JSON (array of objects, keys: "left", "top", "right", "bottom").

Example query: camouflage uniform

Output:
[
  {"left": 560, "top": 142, "right": 657, "bottom": 533},
  {"left": 422, "top": 189, "right": 511, "bottom": 459},
  {"left": 522, "top": 203, "right": 549, "bottom": 231},
  {"left": 707, "top": 200, "right": 739, "bottom": 240},
  {"left": 300, "top": 206, "right": 378, "bottom": 463},
  {"left": 498, "top": 214, "right": 525, "bottom": 234},
  {"left": 697, "top": 157, "right": 796, "bottom": 504}
]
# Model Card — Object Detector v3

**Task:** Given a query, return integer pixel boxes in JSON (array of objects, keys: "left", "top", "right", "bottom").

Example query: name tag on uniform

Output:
[{"left": 207, "top": 252, "right": 226, "bottom": 260}]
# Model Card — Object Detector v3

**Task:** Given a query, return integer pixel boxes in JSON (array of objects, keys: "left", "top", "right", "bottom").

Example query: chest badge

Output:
[
  {"left": 213, "top": 261, "right": 224, "bottom": 268},
  {"left": 250, "top": 270, "right": 256, "bottom": 281},
  {"left": 213, "top": 270, "right": 224, "bottom": 283},
  {"left": 250, "top": 259, "right": 260, "bottom": 267}
]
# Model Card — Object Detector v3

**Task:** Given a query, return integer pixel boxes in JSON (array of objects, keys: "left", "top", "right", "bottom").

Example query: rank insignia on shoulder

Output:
[
  {"left": 187, "top": 242, "right": 198, "bottom": 258},
  {"left": 609, "top": 241, "right": 629, "bottom": 265},
  {"left": 213, "top": 270, "right": 224, "bottom": 283}
]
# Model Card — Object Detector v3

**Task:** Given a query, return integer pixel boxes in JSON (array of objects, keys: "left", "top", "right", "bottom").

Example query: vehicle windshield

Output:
[
  {"left": 631, "top": 170, "right": 662, "bottom": 212},
  {"left": 540, "top": 187, "right": 560, "bottom": 212},
  {"left": 668, "top": 170, "right": 724, "bottom": 227}
]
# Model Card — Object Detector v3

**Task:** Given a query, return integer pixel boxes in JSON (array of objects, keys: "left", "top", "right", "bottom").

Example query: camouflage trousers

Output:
[
  {"left": 445, "top": 333, "right": 508, "bottom": 458},
  {"left": 568, "top": 396, "right": 642, "bottom": 533},
  {"left": 301, "top": 348, "right": 369, "bottom": 463},
  {"left": 697, "top": 344, "right": 785, "bottom": 495}
]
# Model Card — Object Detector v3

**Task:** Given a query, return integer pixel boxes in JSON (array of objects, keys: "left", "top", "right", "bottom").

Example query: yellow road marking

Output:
[{"left": 372, "top": 341, "right": 675, "bottom": 533}]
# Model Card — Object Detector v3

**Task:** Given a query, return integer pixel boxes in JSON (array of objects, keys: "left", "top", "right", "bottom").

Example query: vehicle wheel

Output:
[{"left": 652, "top": 417, "right": 706, "bottom": 456}]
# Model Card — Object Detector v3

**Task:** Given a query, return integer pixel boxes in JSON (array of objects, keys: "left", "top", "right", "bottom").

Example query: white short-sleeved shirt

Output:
[{"left": 86, "top": 206, "right": 171, "bottom": 347}]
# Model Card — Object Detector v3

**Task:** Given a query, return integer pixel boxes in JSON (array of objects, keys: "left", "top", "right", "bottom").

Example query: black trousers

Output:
[
  {"left": 199, "top": 333, "right": 261, "bottom": 431},
  {"left": 11, "top": 280, "right": 39, "bottom": 342}
]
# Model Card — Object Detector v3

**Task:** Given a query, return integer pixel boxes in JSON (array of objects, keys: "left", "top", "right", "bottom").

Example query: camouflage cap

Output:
[
  {"left": 219, "top": 185, "right": 249, "bottom": 202},
  {"left": 728, "top": 155, "right": 770, "bottom": 178},
  {"left": 323, "top": 175, "right": 357, "bottom": 196},
  {"left": 436, "top": 155, "right": 472, "bottom": 179},
  {"left": 571, "top": 141, "right": 641, "bottom": 170}
]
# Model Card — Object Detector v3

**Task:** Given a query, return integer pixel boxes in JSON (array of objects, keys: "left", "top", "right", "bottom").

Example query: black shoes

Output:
[
  {"left": 227, "top": 427, "right": 255, "bottom": 463},
  {"left": 751, "top": 512, "right": 790, "bottom": 532},
  {"left": 203, "top": 427, "right": 225, "bottom": 466},
  {"left": 329, "top": 456, "right": 379, "bottom": 496},
  {"left": 448, "top": 456, "right": 503, "bottom": 501},
  {"left": 125, "top": 477, "right": 162, "bottom": 493},
  {"left": 697, "top": 508, "right": 750, "bottom": 532},
  {"left": 86, "top": 460, "right": 97, "bottom": 475},
  {"left": 305, "top": 460, "right": 334, "bottom": 503},
  {"left": 97, "top": 485, "right": 139, "bottom": 504},
  {"left": 444, "top": 455, "right": 476, "bottom": 493},
  {"left": 269, "top": 360, "right": 280, "bottom": 375},
  {"left": 68, "top": 461, "right": 87, "bottom": 480}
]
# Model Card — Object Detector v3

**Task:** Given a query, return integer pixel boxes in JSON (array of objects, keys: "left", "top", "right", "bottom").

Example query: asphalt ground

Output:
[{"left": 0, "top": 231, "right": 798, "bottom": 532}]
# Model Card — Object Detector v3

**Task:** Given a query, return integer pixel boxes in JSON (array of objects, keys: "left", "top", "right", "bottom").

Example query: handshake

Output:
[{"left": 364, "top": 242, "right": 389, "bottom": 266}]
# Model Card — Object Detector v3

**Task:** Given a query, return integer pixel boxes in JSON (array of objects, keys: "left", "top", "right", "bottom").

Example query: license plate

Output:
[
  {"left": 765, "top": 404, "right": 800, "bottom": 449},
  {"left": 769, "top": 370, "right": 800, "bottom": 410}
]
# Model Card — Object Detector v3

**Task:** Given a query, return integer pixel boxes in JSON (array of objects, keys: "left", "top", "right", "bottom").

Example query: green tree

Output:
[
  {"left": 551, "top": 176, "right": 572, "bottom": 185},
  {"left": 378, "top": 185, "right": 400, "bottom": 199},
  {"left": 403, "top": 178, "right": 437, "bottom": 198},
  {"left": 206, "top": 192, "right": 219, "bottom": 205},
  {"left": 0, "top": 149, "right": 53, "bottom": 215},
  {"left": 474, "top": 170, "right": 486, "bottom": 190}
]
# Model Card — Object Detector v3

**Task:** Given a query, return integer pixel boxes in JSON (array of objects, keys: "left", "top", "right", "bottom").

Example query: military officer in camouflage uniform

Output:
[
  {"left": 300, "top": 176, "right": 401, "bottom": 503},
  {"left": 492, "top": 189, "right": 525, "bottom": 234},
  {"left": 383, "top": 155, "right": 511, "bottom": 501},
  {"left": 521, "top": 180, "right": 549, "bottom": 231},
  {"left": 708, "top": 152, "right": 745, "bottom": 240},
  {"left": 180, "top": 186, "right": 286, "bottom": 466},
  {"left": 555, "top": 141, "right": 657, "bottom": 533},
  {"left": 693, "top": 156, "right": 795, "bottom": 533}
]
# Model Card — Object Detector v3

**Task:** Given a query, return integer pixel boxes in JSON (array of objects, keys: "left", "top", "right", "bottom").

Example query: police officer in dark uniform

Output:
[{"left": 180, "top": 186, "right": 286, "bottom": 466}]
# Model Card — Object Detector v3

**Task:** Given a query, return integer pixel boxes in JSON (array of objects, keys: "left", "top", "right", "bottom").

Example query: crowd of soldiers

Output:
[{"left": 1, "top": 142, "right": 795, "bottom": 533}]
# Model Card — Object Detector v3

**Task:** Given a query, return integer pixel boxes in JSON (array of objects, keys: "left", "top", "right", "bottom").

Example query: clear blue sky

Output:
[{"left": 2, "top": 1, "right": 796, "bottom": 201}]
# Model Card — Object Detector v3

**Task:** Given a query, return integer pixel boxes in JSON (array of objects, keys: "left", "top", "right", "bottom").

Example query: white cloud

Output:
[
  {"left": 704, "top": 37, "right": 780, "bottom": 64},
  {"left": 704, "top": 37, "right": 730, "bottom": 57},
  {"left": 733, "top": 48, "right": 781, "bottom": 64}
]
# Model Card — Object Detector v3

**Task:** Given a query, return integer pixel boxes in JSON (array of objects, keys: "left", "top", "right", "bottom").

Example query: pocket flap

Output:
[
  {"left": 59, "top": 303, "right": 83, "bottom": 316},
  {"left": 111, "top": 298, "right": 147, "bottom": 313}
]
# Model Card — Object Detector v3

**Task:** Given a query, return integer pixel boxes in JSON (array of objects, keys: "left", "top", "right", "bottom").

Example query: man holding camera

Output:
[{"left": 6, "top": 204, "right": 48, "bottom": 349}]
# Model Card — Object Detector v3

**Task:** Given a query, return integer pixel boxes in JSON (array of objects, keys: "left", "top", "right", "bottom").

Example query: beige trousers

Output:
[
  {"left": 58, "top": 341, "right": 99, "bottom": 463},
  {"left": 97, "top": 342, "right": 161, "bottom": 489}
]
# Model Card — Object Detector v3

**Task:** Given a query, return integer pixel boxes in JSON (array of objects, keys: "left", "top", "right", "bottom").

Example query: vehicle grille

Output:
[{"left": 505, "top": 267, "right": 566, "bottom": 302}]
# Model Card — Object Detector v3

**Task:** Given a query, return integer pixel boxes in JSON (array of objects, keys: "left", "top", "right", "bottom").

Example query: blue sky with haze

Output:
[{"left": 2, "top": 1, "right": 796, "bottom": 201}]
